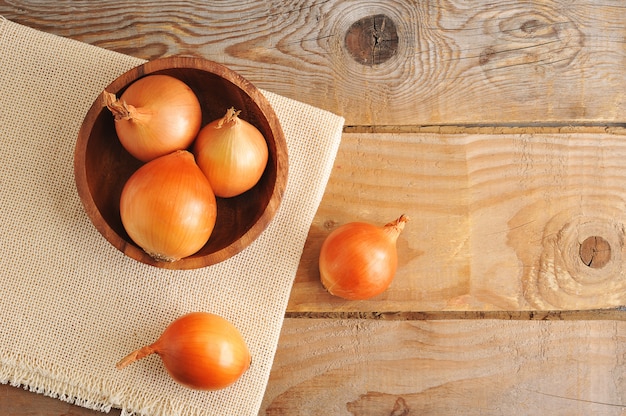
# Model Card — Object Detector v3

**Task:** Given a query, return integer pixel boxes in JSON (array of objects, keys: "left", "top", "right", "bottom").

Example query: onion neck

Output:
[
  {"left": 103, "top": 91, "right": 137, "bottom": 121},
  {"left": 115, "top": 344, "right": 156, "bottom": 369},
  {"left": 383, "top": 214, "right": 409, "bottom": 243},
  {"left": 216, "top": 107, "right": 242, "bottom": 129}
]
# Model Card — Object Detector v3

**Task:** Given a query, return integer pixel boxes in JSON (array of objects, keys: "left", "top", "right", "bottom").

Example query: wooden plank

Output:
[
  {"left": 290, "top": 131, "right": 471, "bottom": 311},
  {"left": 3, "top": 318, "right": 626, "bottom": 415},
  {"left": 1, "top": 0, "right": 624, "bottom": 125},
  {"left": 288, "top": 131, "right": 626, "bottom": 312},
  {"left": 261, "top": 318, "right": 626, "bottom": 415}
]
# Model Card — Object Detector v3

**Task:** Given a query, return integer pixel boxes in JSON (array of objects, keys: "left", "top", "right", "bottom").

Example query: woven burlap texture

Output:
[{"left": 0, "top": 17, "right": 343, "bottom": 416}]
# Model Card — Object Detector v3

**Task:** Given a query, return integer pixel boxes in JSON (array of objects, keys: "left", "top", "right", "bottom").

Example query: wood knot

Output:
[
  {"left": 479, "top": 46, "right": 496, "bottom": 66},
  {"left": 344, "top": 14, "right": 399, "bottom": 66},
  {"left": 324, "top": 219, "right": 339, "bottom": 230},
  {"left": 510, "top": 197, "right": 626, "bottom": 309},
  {"left": 520, "top": 19, "right": 542, "bottom": 34},
  {"left": 390, "top": 396, "right": 410, "bottom": 416},
  {"left": 476, "top": 5, "right": 583, "bottom": 99},
  {"left": 580, "top": 236, "right": 611, "bottom": 269}
]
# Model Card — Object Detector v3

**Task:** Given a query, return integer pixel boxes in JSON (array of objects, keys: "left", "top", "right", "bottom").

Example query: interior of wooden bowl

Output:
[{"left": 75, "top": 56, "right": 288, "bottom": 269}]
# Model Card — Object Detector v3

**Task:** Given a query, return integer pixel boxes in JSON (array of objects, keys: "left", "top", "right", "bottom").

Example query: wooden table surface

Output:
[{"left": 2, "top": 1, "right": 626, "bottom": 414}]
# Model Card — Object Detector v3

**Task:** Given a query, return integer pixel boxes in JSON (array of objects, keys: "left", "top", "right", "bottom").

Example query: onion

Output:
[
  {"left": 193, "top": 107, "right": 268, "bottom": 198},
  {"left": 103, "top": 75, "right": 202, "bottom": 162},
  {"left": 319, "top": 215, "right": 409, "bottom": 300},
  {"left": 117, "top": 312, "right": 251, "bottom": 390},
  {"left": 120, "top": 150, "right": 217, "bottom": 262}
]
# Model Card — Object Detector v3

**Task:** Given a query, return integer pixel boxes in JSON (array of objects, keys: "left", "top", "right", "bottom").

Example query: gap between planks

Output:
[
  {"left": 286, "top": 308, "right": 626, "bottom": 321},
  {"left": 344, "top": 124, "right": 626, "bottom": 135}
]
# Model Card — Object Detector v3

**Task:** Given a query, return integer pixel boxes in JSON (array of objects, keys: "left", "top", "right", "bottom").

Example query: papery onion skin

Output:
[
  {"left": 116, "top": 312, "right": 251, "bottom": 390},
  {"left": 104, "top": 74, "right": 202, "bottom": 162},
  {"left": 120, "top": 150, "right": 217, "bottom": 262},
  {"left": 319, "top": 215, "right": 409, "bottom": 300},
  {"left": 193, "top": 107, "right": 268, "bottom": 198}
]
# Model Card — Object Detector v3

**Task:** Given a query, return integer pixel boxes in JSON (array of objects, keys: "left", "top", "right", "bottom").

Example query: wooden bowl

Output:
[{"left": 75, "top": 56, "right": 288, "bottom": 269}]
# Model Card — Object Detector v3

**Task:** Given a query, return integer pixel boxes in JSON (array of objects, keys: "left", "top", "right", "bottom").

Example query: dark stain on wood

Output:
[
  {"left": 390, "top": 396, "right": 410, "bottom": 416},
  {"left": 479, "top": 46, "right": 496, "bottom": 66},
  {"left": 347, "top": 392, "right": 410, "bottom": 416}
]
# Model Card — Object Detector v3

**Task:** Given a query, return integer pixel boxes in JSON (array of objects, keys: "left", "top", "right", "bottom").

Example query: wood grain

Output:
[
  {"left": 288, "top": 131, "right": 626, "bottom": 312},
  {"left": 261, "top": 318, "right": 626, "bottom": 415},
  {"left": 1, "top": 0, "right": 624, "bottom": 126}
]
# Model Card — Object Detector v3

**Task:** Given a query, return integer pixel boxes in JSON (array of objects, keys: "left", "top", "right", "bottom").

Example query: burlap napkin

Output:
[{"left": 0, "top": 17, "right": 343, "bottom": 416}]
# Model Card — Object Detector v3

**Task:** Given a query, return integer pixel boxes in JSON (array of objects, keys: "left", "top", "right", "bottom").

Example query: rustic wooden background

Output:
[{"left": 2, "top": 0, "right": 626, "bottom": 414}]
